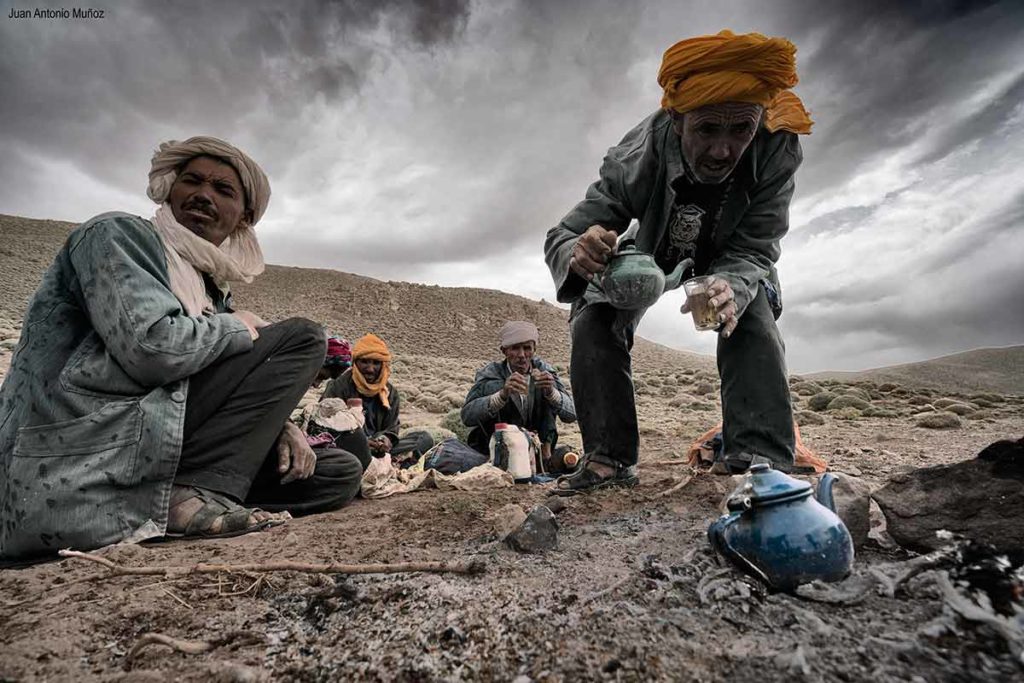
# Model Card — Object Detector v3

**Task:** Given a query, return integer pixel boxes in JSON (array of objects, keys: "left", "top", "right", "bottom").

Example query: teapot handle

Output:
[
  {"left": 707, "top": 513, "right": 772, "bottom": 587},
  {"left": 815, "top": 473, "right": 838, "bottom": 513}
]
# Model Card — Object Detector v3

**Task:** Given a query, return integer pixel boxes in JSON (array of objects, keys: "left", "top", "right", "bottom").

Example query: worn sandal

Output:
[
  {"left": 164, "top": 486, "right": 286, "bottom": 540},
  {"left": 552, "top": 460, "right": 639, "bottom": 497}
]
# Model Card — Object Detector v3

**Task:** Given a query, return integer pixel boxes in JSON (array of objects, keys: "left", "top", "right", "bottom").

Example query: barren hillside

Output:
[{"left": 810, "top": 345, "right": 1024, "bottom": 395}]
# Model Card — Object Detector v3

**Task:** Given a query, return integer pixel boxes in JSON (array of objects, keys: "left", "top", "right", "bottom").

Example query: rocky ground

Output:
[{"left": 1, "top": 213, "right": 1023, "bottom": 682}]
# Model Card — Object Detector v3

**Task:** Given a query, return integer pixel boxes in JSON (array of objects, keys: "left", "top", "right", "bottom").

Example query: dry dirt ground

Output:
[{"left": 1, "top": 214, "right": 1023, "bottom": 682}]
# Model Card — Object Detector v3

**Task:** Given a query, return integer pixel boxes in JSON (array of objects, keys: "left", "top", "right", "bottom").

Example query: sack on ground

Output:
[{"left": 424, "top": 438, "right": 489, "bottom": 475}]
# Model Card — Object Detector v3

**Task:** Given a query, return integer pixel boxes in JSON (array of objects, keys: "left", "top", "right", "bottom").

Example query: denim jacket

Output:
[
  {"left": 544, "top": 108, "right": 802, "bottom": 320},
  {"left": 0, "top": 213, "right": 252, "bottom": 562}
]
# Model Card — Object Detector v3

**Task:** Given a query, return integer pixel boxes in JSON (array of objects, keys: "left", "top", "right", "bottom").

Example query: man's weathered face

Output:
[
  {"left": 673, "top": 102, "right": 763, "bottom": 184},
  {"left": 502, "top": 341, "right": 535, "bottom": 374},
  {"left": 168, "top": 155, "right": 248, "bottom": 246},
  {"left": 355, "top": 358, "right": 383, "bottom": 383}
]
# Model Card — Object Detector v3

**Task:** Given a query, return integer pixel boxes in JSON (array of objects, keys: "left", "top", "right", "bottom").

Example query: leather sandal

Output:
[
  {"left": 552, "top": 459, "right": 638, "bottom": 497},
  {"left": 165, "top": 486, "right": 286, "bottom": 540}
]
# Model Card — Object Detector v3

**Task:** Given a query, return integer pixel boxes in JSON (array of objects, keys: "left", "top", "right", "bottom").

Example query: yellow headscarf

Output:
[
  {"left": 351, "top": 334, "right": 393, "bottom": 409},
  {"left": 658, "top": 30, "right": 813, "bottom": 135}
]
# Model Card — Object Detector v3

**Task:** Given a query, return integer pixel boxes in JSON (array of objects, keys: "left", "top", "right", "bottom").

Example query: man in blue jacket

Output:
[
  {"left": 461, "top": 321, "right": 576, "bottom": 463},
  {"left": 544, "top": 31, "right": 814, "bottom": 494}
]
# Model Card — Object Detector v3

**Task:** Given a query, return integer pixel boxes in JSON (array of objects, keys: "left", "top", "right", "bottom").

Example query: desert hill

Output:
[
  {"left": 810, "top": 345, "right": 1024, "bottom": 396},
  {"left": 0, "top": 213, "right": 710, "bottom": 373}
]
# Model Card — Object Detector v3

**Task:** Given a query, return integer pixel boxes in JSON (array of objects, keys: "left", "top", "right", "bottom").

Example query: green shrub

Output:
[
  {"left": 827, "top": 395, "right": 871, "bottom": 411},
  {"left": 915, "top": 412, "right": 961, "bottom": 429},
  {"left": 440, "top": 409, "right": 470, "bottom": 442},
  {"left": 808, "top": 392, "right": 838, "bottom": 411}
]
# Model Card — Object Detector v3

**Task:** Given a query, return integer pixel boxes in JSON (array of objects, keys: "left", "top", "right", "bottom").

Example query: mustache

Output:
[{"left": 183, "top": 200, "right": 217, "bottom": 218}]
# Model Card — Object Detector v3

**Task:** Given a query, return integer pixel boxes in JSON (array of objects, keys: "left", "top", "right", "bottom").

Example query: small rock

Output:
[
  {"left": 506, "top": 505, "right": 558, "bottom": 553},
  {"left": 543, "top": 496, "right": 568, "bottom": 515},
  {"left": 491, "top": 503, "right": 527, "bottom": 540}
]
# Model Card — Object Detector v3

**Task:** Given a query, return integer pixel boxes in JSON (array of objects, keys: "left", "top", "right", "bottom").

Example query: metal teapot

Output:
[
  {"left": 707, "top": 463, "right": 854, "bottom": 592},
  {"left": 592, "top": 245, "right": 693, "bottom": 310}
]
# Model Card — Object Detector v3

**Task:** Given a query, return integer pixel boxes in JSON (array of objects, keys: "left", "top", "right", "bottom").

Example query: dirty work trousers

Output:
[
  {"left": 569, "top": 285, "right": 794, "bottom": 471},
  {"left": 174, "top": 317, "right": 364, "bottom": 515}
]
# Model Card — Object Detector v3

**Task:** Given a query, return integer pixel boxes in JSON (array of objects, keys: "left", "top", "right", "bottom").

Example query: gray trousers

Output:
[
  {"left": 569, "top": 285, "right": 795, "bottom": 470},
  {"left": 175, "top": 318, "right": 363, "bottom": 515}
]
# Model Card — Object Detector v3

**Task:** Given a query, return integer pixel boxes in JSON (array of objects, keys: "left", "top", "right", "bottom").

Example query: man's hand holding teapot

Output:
[{"left": 569, "top": 225, "right": 618, "bottom": 280}]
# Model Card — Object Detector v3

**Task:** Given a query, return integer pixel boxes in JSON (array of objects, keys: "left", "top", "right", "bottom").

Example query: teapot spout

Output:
[
  {"left": 815, "top": 473, "right": 839, "bottom": 513},
  {"left": 665, "top": 258, "right": 693, "bottom": 292}
]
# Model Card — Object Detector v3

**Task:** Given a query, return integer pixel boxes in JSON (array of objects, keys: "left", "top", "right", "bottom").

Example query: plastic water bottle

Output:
[{"left": 489, "top": 423, "right": 534, "bottom": 482}]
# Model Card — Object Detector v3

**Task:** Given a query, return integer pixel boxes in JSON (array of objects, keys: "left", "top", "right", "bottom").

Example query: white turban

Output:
[
  {"left": 499, "top": 321, "right": 539, "bottom": 349},
  {"left": 146, "top": 135, "right": 271, "bottom": 225}
]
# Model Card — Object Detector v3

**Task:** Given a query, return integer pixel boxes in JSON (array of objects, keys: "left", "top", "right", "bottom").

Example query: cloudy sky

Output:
[{"left": 1, "top": 0, "right": 1021, "bottom": 372}]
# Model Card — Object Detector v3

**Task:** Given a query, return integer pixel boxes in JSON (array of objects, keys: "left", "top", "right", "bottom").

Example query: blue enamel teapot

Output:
[{"left": 707, "top": 463, "right": 854, "bottom": 592}]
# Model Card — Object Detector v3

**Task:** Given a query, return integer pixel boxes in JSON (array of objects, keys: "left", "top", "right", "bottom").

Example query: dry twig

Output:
[{"left": 59, "top": 549, "right": 486, "bottom": 579}]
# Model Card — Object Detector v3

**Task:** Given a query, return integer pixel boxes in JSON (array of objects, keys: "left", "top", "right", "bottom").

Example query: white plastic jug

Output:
[{"left": 489, "top": 423, "right": 534, "bottom": 482}]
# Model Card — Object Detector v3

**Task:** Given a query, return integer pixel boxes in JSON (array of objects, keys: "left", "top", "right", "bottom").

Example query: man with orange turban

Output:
[
  {"left": 322, "top": 334, "right": 435, "bottom": 465},
  {"left": 545, "top": 31, "right": 813, "bottom": 494}
]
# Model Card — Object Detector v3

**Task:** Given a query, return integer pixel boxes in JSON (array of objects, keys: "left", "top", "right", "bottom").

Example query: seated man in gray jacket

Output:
[
  {"left": 0, "top": 136, "right": 362, "bottom": 563},
  {"left": 544, "top": 31, "right": 813, "bottom": 494},
  {"left": 461, "top": 321, "right": 576, "bottom": 467}
]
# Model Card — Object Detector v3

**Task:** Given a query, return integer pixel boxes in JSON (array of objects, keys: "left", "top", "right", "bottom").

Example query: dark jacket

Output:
[
  {"left": 544, "top": 108, "right": 802, "bottom": 320},
  {"left": 0, "top": 213, "right": 252, "bottom": 561},
  {"left": 321, "top": 369, "right": 401, "bottom": 445},
  {"left": 460, "top": 358, "right": 575, "bottom": 454}
]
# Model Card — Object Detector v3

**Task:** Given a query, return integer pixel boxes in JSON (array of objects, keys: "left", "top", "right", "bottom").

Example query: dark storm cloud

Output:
[
  {"left": 767, "top": 0, "right": 1024, "bottom": 197},
  {"left": 0, "top": 0, "right": 1021, "bottom": 372},
  {"left": 0, "top": 0, "right": 469, "bottom": 193}
]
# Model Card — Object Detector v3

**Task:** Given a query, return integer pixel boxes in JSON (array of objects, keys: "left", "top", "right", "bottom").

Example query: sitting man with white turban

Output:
[
  {"left": 461, "top": 321, "right": 577, "bottom": 468},
  {"left": 545, "top": 31, "right": 814, "bottom": 494},
  {"left": 0, "top": 136, "right": 363, "bottom": 562}
]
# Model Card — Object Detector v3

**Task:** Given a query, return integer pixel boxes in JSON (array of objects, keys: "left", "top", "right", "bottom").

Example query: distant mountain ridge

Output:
[{"left": 809, "top": 346, "right": 1024, "bottom": 395}]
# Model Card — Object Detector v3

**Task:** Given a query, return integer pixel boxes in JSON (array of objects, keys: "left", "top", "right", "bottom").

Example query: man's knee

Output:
[{"left": 312, "top": 448, "right": 363, "bottom": 508}]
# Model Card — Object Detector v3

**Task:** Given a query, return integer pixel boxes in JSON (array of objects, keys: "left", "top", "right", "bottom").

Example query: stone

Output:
[
  {"left": 506, "top": 505, "right": 558, "bottom": 553},
  {"left": 873, "top": 439, "right": 1024, "bottom": 553},
  {"left": 543, "top": 496, "right": 569, "bottom": 515},
  {"left": 492, "top": 503, "right": 527, "bottom": 540}
]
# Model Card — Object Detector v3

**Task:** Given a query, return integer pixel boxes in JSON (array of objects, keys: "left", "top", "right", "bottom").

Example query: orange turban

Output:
[
  {"left": 351, "top": 334, "right": 392, "bottom": 408},
  {"left": 658, "top": 30, "right": 813, "bottom": 135}
]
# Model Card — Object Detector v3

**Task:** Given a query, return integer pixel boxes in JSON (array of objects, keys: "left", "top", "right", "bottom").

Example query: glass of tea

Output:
[{"left": 682, "top": 275, "right": 719, "bottom": 331}]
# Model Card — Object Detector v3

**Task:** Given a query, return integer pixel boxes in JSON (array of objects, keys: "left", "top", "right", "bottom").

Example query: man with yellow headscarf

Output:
[
  {"left": 545, "top": 31, "right": 814, "bottom": 495},
  {"left": 322, "top": 333, "right": 435, "bottom": 465}
]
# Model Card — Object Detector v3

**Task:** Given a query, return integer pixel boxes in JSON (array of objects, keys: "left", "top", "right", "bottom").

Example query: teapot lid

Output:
[{"left": 727, "top": 463, "right": 812, "bottom": 510}]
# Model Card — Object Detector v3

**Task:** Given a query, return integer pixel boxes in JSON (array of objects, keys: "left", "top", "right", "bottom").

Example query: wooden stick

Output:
[{"left": 59, "top": 549, "right": 486, "bottom": 578}]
